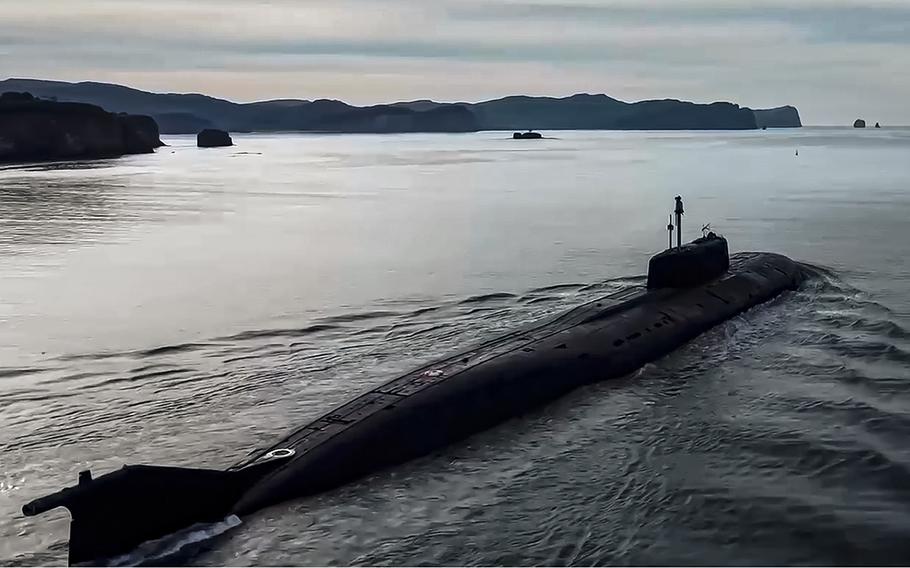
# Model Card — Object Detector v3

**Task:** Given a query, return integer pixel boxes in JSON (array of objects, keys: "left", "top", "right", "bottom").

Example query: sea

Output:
[{"left": 1, "top": 128, "right": 909, "bottom": 566}]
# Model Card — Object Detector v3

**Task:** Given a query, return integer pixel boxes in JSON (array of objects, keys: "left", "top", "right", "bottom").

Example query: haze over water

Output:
[{"left": 2, "top": 129, "right": 910, "bottom": 565}]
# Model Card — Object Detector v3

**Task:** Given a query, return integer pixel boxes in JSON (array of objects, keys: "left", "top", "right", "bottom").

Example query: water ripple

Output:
[{"left": 5, "top": 263, "right": 910, "bottom": 567}]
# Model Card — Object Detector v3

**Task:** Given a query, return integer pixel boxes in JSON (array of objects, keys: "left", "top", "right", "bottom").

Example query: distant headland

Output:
[
  {"left": 0, "top": 78, "right": 801, "bottom": 135},
  {"left": 0, "top": 91, "right": 162, "bottom": 163}
]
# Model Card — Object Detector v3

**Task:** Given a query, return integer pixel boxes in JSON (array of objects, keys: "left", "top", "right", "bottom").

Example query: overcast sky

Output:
[{"left": 2, "top": 0, "right": 908, "bottom": 124}]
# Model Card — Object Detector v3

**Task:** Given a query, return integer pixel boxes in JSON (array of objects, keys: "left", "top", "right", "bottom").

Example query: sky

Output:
[{"left": 2, "top": 0, "right": 909, "bottom": 124}]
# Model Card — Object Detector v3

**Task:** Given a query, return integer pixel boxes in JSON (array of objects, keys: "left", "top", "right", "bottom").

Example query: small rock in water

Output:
[{"left": 197, "top": 129, "right": 233, "bottom": 148}]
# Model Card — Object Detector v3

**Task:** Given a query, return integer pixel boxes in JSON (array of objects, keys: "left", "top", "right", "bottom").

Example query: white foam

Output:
[{"left": 101, "top": 515, "right": 242, "bottom": 567}]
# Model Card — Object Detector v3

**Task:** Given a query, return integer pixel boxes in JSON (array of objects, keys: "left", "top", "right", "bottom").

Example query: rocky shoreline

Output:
[{"left": 0, "top": 92, "right": 163, "bottom": 163}]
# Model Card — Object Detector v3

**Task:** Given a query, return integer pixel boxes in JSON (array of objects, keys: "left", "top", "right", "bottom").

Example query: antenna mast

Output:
[
  {"left": 667, "top": 214, "right": 674, "bottom": 250},
  {"left": 674, "top": 196, "right": 684, "bottom": 248}
]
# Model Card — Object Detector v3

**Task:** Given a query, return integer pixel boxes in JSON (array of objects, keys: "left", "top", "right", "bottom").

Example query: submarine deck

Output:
[
  {"left": 232, "top": 252, "right": 802, "bottom": 473},
  {"left": 231, "top": 284, "right": 658, "bottom": 470}
]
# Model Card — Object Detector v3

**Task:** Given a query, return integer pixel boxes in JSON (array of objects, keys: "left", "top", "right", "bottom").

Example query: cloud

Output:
[{"left": 1, "top": 0, "right": 908, "bottom": 123}]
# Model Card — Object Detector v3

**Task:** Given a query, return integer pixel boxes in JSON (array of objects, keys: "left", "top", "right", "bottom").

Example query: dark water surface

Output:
[{"left": 2, "top": 129, "right": 909, "bottom": 565}]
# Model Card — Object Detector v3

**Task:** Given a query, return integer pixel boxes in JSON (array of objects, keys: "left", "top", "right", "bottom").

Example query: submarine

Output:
[
  {"left": 513, "top": 130, "right": 542, "bottom": 139},
  {"left": 23, "top": 197, "right": 810, "bottom": 565}
]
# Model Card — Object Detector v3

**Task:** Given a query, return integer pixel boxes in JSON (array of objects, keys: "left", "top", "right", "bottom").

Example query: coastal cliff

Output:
[
  {"left": 0, "top": 92, "right": 162, "bottom": 163},
  {"left": 752, "top": 106, "right": 802, "bottom": 128}
]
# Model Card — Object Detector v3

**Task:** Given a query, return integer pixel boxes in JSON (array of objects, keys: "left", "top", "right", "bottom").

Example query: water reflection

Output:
[
  {"left": 0, "top": 159, "right": 123, "bottom": 173},
  {"left": 0, "top": 164, "right": 127, "bottom": 254}
]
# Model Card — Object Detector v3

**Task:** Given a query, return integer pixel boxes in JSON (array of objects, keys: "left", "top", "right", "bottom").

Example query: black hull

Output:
[
  {"left": 23, "top": 248, "right": 807, "bottom": 565},
  {"left": 231, "top": 251, "right": 804, "bottom": 514}
]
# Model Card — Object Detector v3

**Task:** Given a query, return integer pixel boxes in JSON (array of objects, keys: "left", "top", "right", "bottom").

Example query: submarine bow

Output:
[{"left": 22, "top": 206, "right": 809, "bottom": 565}]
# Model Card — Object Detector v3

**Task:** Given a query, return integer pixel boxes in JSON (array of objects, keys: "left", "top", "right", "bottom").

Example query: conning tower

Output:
[{"left": 647, "top": 196, "right": 730, "bottom": 289}]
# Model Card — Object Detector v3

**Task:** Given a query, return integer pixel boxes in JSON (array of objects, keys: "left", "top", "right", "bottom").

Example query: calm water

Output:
[{"left": 2, "top": 129, "right": 909, "bottom": 566}]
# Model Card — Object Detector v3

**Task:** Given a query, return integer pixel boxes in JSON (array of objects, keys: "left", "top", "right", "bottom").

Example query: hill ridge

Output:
[{"left": 1, "top": 78, "right": 801, "bottom": 134}]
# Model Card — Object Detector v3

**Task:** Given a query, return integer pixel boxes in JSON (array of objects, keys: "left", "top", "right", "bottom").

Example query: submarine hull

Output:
[
  {"left": 23, "top": 245, "right": 807, "bottom": 565},
  {"left": 232, "top": 251, "right": 805, "bottom": 515}
]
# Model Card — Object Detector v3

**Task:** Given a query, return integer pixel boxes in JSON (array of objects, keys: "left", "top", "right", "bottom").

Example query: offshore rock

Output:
[{"left": 197, "top": 128, "right": 233, "bottom": 147}]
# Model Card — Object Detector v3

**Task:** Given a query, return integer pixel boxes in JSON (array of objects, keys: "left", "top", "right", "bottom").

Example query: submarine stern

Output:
[{"left": 21, "top": 455, "right": 295, "bottom": 565}]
